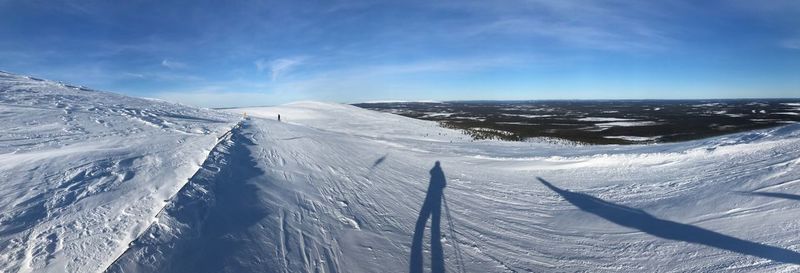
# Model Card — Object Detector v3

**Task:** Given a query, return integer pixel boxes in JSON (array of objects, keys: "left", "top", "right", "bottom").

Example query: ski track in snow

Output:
[{"left": 3, "top": 71, "right": 800, "bottom": 272}]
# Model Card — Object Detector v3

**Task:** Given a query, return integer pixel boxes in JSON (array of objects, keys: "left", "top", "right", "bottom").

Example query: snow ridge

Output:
[
  {"left": 0, "top": 71, "right": 237, "bottom": 273},
  {"left": 101, "top": 121, "right": 245, "bottom": 272},
  {"left": 104, "top": 121, "right": 252, "bottom": 272}
]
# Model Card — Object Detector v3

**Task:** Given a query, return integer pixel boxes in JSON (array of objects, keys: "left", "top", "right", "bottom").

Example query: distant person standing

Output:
[{"left": 278, "top": 114, "right": 281, "bottom": 122}]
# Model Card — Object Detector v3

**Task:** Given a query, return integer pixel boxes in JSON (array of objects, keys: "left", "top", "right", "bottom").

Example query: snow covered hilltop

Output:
[{"left": 2, "top": 71, "right": 800, "bottom": 273}]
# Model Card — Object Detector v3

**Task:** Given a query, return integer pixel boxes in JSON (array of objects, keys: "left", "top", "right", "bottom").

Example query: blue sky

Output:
[{"left": 1, "top": 0, "right": 798, "bottom": 107}]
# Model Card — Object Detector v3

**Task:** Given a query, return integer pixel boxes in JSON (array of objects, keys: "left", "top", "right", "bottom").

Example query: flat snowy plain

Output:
[{"left": 2, "top": 71, "right": 800, "bottom": 272}]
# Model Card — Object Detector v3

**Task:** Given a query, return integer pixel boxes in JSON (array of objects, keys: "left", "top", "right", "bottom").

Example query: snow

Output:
[
  {"left": 467, "top": 127, "right": 515, "bottom": 136},
  {"left": 694, "top": 103, "right": 724, "bottom": 107},
  {"left": 502, "top": 113, "right": 554, "bottom": 118},
  {"left": 726, "top": 113, "right": 748, "bottom": 118},
  {"left": 496, "top": 121, "right": 539, "bottom": 125},
  {"left": 421, "top": 112, "right": 454, "bottom": 118},
  {"left": 361, "top": 100, "right": 443, "bottom": 104},
  {"left": 3, "top": 72, "right": 800, "bottom": 272},
  {"left": 233, "top": 101, "right": 465, "bottom": 142},
  {"left": 604, "top": 135, "right": 661, "bottom": 142},
  {"left": 220, "top": 103, "right": 800, "bottom": 272},
  {"left": 453, "top": 116, "right": 486, "bottom": 121},
  {"left": 0, "top": 72, "right": 237, "bottom": 273},
  {"left": 577, "top": 117, "right": 636, "bottom": 122},
  {"left": 595, "top": 121, "right": 660, "bottom": 128}
]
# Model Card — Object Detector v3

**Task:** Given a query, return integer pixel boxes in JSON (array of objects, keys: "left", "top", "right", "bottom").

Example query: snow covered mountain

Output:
[{"left": 3, "top": 71, "right": 800, "bottom": 272}]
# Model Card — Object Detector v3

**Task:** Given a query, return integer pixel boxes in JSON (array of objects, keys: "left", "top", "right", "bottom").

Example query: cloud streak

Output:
[
  {"left": 435, "top": 0, "right": 680, "bottom": 51},
  {"left": 161, "top": 59, "right": 187, "bottom": 69},
  {"left": 255, "top": 57, "right": 308, "bottom": 81},
  {"left": 780, "top": 39, "right": 800, "bottom": 50}
]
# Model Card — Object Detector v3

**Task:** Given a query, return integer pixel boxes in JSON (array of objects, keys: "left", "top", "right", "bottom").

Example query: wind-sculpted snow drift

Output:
[
  {"left": 0, "top": 71, "right": 237, "bottom": 273},
  {"left": 2, "top": 71, "right": 800, "bottom": 272}
]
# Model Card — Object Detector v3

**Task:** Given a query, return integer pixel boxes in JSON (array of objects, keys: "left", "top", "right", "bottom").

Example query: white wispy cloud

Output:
[
  {"left": 161, "top": 59, "right": 187, "bottom": 69},
  {"left": 255, "top": 56, "right": 308, "bottom": 81},
  {"left": 151, "top": 56, "right": 523, "bottom": 107},
  {"left": 252, "top": 56, "right": 536, "bottom": 101},
  {"left": 152, "top": 79, "right": 306, "bottom": 108},
  {"left": 357, "top": 57, "right": 525, "bottom": 75},
  {"left": 122, "top": 72, "right": 146, "bottom": 79},
  {"left": 439, "top": 0, "right": 679, "bottom": 52},
  {"left": 780, "top": 39, "right": 800, "bottom": 50}
]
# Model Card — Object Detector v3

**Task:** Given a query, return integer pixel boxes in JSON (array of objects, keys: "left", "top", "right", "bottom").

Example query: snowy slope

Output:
[
  {"left": 4, "top": 71, "right": 800, "bottom": 273},
  {"left": 234, "top": 101, "right": 469, "bottom": 142},
  {"left": 0, "top": 71, "right": 238, "bottom": 273},
  {"left": 113, "top": 102, "right": 800, "bottom": 272}
]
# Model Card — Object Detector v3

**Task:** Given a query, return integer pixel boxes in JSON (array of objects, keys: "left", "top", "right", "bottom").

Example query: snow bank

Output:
[{"left": 0, "top": 72, "right": 237, "bottom": 273}]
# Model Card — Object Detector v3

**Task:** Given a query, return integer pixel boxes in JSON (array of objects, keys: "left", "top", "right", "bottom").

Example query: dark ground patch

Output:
[{"left": 354, "top": 100, "right": 800, "bottom": 145}]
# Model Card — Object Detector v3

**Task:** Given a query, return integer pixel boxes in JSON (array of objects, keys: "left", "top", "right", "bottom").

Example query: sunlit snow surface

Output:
[
  {"left": 0, "top": 72, "right": 236, "bottom": 273},
  {"left": 3, "top": 72, "right": 800, "bottom": 272}
]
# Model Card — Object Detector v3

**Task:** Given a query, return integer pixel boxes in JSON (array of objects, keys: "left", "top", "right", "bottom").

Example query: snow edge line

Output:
[{"left": 99, "top": 120, "right": 245, "bottom": 273}]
